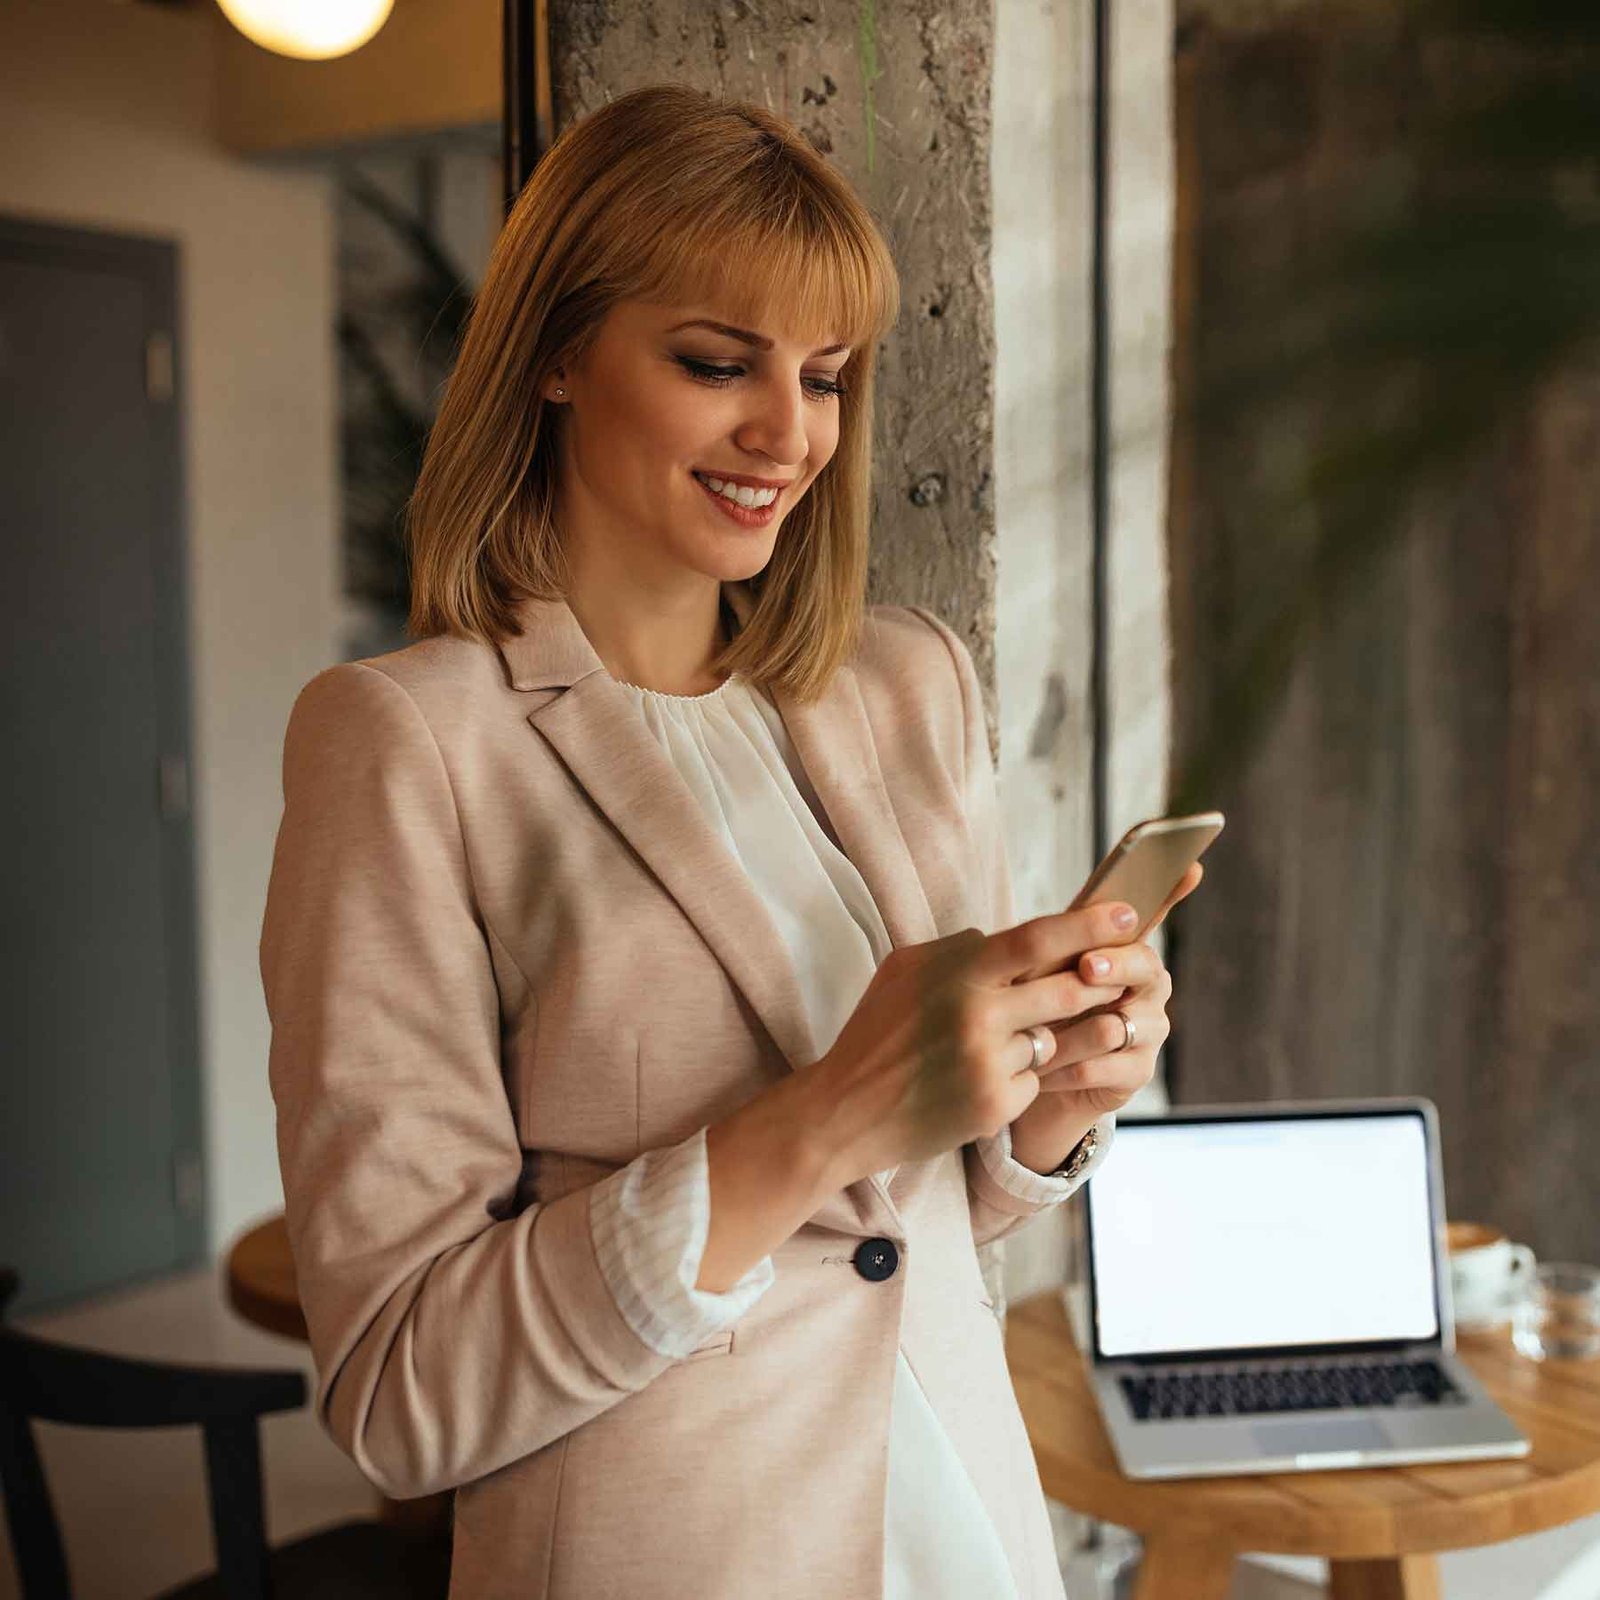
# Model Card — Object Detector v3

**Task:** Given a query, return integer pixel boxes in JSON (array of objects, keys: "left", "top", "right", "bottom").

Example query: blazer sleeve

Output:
[
  {"left": 261, "top": 661, "right": 684, "bottom": 1500},
  {"left": 903, "top": 606, "right": 1113, "bottom": 1248},
  {"left": 589, "top": 1125, "right": 775, "bottom": 1358}
]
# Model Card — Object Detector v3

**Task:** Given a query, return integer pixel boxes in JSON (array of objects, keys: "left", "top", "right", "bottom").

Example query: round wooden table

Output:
[
  {"left": 1005, "top": 1287, "right": 1600, "bottom": 1599},
  {"left": 225, "top": 1213, "right": 306, "bottom": 1341},
  {"left": 225, "top": 1212, "right": 453, "bottom": 1540}
]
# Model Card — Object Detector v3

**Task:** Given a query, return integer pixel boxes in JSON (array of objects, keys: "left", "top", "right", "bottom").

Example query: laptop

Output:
[{"left": 1080, "top": 1098, "right": 1529, "bottom": 1480}]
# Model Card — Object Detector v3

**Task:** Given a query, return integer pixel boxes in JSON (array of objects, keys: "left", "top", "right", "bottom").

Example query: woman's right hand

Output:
[{"left": 799, "top": 901, "right": 1144, "bottom": 1187}]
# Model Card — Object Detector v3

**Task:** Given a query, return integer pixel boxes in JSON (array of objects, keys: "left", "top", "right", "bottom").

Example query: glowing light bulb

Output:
[{"left": 216, "top": 0, "right": 395, "bottom": 62}]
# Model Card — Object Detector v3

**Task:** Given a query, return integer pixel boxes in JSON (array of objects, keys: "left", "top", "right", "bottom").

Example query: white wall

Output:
[
  {"left": 992, "top": 0, "right": 1174, "bottom": 1305},
  {"left": 0, "top": 0, "right": 339, "bottom": 1258}
]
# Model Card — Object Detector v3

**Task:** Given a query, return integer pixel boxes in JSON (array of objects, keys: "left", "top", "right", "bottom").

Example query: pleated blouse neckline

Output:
[{"left": 612, "top": 672, "right": 739, "bottom": 703}]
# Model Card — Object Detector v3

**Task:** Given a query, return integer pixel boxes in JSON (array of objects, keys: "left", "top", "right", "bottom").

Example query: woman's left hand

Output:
[{"left": 1015, "top": 862, "right": 1202, "bottom": 1123}]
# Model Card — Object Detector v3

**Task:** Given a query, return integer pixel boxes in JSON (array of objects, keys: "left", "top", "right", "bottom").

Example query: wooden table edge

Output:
[
  {"left": 1007, "top": 1289, "right": 1600, "bottom": 1559},
  {"left": 224, "top": 1212, "right": 308, "bottom": 1344}
]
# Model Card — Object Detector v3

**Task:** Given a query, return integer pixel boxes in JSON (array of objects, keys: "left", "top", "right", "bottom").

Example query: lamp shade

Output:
[{"left": 215, "top": 0, "right": 395, "bottom": 61}]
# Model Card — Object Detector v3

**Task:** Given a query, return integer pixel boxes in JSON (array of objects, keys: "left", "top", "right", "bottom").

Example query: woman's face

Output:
[{"left": 545, "top": 297, "right": 851, "bottom": 587}]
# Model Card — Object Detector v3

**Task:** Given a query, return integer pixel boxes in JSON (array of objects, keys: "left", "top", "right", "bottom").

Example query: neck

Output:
[{"left": 563, "top": 564, "right": 732, "bottom": 697}]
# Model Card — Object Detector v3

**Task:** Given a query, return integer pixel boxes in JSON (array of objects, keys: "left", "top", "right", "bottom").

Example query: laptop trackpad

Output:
[{"left": 1252, "top": 1417, "right": 1389, "bottom": 1458}]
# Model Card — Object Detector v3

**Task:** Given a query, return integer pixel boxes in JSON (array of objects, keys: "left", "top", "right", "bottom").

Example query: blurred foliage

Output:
[
  {"left": 1169, "top": 0, "right": 1600, "bottom": 813},
  {"left": 337, "top": 169, "right": 475, "bottom": 613}
]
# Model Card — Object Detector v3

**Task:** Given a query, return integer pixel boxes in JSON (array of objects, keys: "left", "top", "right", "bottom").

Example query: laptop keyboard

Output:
[{"left": 1119, "top": 1358, "right": 1465, "bottom": 1422}]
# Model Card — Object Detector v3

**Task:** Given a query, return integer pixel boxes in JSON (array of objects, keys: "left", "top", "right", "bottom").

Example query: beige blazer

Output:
[{"left": 260, "top": 579, "right": 1070, "bottom": 1599}]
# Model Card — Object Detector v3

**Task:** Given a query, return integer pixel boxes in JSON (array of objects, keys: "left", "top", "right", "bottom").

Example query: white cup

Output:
[{"left": 1448, "top": 1220, "right": 1537, "bottom": 1331}]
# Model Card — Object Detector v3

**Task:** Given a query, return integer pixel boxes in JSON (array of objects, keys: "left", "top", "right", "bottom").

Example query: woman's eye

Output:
[
  {"left": 676, "top": 357, "right": 845, "bottom": 400},
  {"left": 677, "top": 359, "right": 740, "bottom": 386}
]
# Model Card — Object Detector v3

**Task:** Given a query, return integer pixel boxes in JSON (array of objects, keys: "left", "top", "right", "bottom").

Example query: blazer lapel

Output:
[
  {"left": 497, "top": 582, "right": 926, "bottom": 1239},
  {"left": 531, "top": 675, "right": 822, "bottom": 1077},
  {"left": 767, "top": 671, "right": 938, "bottom": 953}
]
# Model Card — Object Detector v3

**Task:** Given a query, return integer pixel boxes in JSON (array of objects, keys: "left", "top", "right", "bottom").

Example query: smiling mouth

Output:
[
  {"left": 692, "top": 470, "right": 784, "bottom": 507},
  {"left": 690, "top": 470, "right": 784, "bottom": 525}
]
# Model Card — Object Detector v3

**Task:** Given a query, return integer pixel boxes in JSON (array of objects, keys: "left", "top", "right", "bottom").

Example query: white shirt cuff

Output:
[
  {"left": 588, "top": 1125, "right": 775, "bottom": 1360},
  {"left": 971, "top": 1113, "right": 1117, "bottom": 1207}
]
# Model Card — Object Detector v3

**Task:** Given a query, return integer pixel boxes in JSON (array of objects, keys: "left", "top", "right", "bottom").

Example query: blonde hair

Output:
[{"left": 404, "top": 83, "right": 901, "bottom": 701}]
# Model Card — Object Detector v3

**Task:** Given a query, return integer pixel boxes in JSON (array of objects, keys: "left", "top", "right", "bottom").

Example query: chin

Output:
[
  {"left": 726, "top": 547, "right": 777, "bottom": 583},
  {"left": 690, "top": 539, "right": 779, "bottom": 586}
]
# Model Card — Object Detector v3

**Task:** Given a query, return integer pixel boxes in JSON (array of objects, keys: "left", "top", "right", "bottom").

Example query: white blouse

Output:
[{"left": 586, "top": 668, "right": 1112, "bottom": 1600}]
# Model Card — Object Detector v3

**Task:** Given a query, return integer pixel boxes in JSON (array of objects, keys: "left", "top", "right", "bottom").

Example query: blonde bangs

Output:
[{"left": 637, "top": 208, "right": 896, "bottom": 361}]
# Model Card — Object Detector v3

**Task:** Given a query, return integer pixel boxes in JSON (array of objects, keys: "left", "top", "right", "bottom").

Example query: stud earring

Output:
[{"left": 554, "top": 387, "right": 565, "bottom": 397}]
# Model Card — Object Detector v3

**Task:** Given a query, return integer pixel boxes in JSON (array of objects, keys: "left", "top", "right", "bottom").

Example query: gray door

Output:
[{"left": 1, "top": 216, "right": 205, "bottom": 1316}]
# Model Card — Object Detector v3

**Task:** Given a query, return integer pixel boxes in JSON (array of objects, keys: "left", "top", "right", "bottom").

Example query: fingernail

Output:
[
  {"left": 1112, "top": 905, "right": 1138, "bottom": 930},
  {"left": 1088, "top": 954, "right": 1111, "bottom": 978}
]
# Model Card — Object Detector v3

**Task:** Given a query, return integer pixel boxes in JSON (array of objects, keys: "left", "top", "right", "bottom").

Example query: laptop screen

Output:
[{"left": 1086, "top": 1109, "right": 1442, "bottom": 1360}]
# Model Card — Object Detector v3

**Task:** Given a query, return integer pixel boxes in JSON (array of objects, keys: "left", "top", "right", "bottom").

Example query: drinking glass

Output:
[{"left": 1512, "top": 1262, "right": 1600, "bottom": 1362}]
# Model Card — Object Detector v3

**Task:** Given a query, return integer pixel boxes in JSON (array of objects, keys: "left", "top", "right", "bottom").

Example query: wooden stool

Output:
[
  {"left": 226, "top": 1213, "right": 454, "bottom": 1543},
  {"left": 1005, "top": 1288, "right": 1600, "bottom": 1599}
]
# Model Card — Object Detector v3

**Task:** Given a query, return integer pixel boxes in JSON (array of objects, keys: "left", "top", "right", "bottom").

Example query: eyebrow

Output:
[{"left": 667, "top": 318, "right": 850, "bottom": 357}]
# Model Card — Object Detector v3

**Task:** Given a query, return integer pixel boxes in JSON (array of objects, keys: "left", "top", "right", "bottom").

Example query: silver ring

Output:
[
  {"left": 1023, "top": 1024, "right": 1053, "bottom": 1070},
  {"left": 1112, "top": 1008, "right": 1137, "bottom": 1053}
]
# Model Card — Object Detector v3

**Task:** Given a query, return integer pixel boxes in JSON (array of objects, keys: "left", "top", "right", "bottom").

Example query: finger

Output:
[
  {"left": 1033, "top": 1079, "right": 1138, "bottom": 1118},
  {"left": 1146, "top": 862, "right": 1204, "bottom": 935},
  {"left": 1077, "top": 941, "right": 1163, "bottom": 993},
  {"left": 997, "top": 968, "right": 1125, "bottom": 1037},
  {"left": 1036, "top": 1070, "right": 1145, "bottom": 1107},
  {"left": 1050, "top": 990, "right": 1168, "bottom": 1068},
  {"left": 1007, "top": 1025, "right": 1060, "bottom": 1078},
  {"left": 1001, "top": 1065, "right": 1043, "bottom": 1122},
  {"left": 1004, "top": 979, "right": 1171, "bottom": 1081},
  {"left": 1038, "top": 1008, "right": 1146, "bottom": 1073},
  {"left": 1035, "top": 1054, "right": 1150, "bottom": 1098},
  {"left": 987, "top": 901, "right": 1143, "bottom": 988},
  {"left": 1006, "top": 1019, "right": 1122, "bottom": 1081}
]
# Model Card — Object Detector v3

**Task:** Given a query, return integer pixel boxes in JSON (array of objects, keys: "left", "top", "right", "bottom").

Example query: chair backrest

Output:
[{"left": 0, "top": 1265, "right": 307, "bottom": 1600}]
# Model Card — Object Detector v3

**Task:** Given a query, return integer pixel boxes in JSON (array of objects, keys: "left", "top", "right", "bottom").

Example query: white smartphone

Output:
[{"left": 1067, "top": 811, "right": 1225, "bottom": 939}]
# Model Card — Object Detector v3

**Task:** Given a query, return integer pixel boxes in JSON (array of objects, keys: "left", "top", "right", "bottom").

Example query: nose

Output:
[{"left": 733, "top": 371, "right": 810, "bottom": 469}]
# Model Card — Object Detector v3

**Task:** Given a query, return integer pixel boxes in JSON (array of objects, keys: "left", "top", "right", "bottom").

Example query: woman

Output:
[{"left": 260, "top": 84, "right": 1196, "bottom": 1599}]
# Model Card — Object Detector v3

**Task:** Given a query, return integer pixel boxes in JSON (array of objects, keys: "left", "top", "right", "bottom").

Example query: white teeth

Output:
[{"left": 697, "top": 473, "right": 778, "bottom": 509}]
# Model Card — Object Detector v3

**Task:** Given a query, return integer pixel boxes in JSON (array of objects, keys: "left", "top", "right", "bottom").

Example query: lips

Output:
[
  {"left": 694, "top": 471, "right": 790, "bottom": 492},
  {"left": 692, "top": 471, "right": 780, "bottom": 503},
  {"left": 691, "top": 470, "right": 781, "bottom": 527}
]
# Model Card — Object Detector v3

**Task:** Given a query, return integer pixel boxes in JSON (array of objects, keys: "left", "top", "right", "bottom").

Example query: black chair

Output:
[{"left": 0, "top": 1266, "right": 451, "bottom": 1599}]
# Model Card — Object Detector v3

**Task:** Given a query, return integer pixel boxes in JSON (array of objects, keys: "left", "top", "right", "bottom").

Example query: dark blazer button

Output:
[{"left": 853, "top": 1237, "right": 900, "bottom": 1282}]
